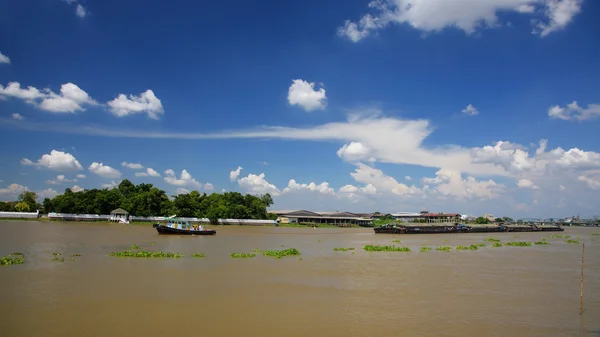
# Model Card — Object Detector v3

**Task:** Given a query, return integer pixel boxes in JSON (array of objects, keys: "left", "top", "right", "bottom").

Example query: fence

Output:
[
  {"left": 0, "top": 210, "right": 40, "bottom": 219},
  {"left": 47, "top": 213, "right": 277, "bottom": 225}
]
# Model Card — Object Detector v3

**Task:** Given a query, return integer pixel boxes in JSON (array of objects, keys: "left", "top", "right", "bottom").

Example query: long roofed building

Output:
[{"left": 268, "top": 210, "right": 374, "bottom": 227}]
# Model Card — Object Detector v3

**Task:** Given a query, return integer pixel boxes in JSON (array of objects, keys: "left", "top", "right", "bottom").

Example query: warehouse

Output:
[{"left": 268, "top": 210, "right": 374, "bottom": 227}]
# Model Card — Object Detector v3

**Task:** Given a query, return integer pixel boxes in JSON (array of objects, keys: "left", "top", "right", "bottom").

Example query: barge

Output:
[
  {"left": 152, "top": 217, "right": 216, "bottom": 235},
  {"left": 374, "top": 222, "right": 563, "bottom": 235}
]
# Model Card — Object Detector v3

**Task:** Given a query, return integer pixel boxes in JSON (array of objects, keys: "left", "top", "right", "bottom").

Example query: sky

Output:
[{"left": 0, "top": 0, "right": 599, "bottom": 219}]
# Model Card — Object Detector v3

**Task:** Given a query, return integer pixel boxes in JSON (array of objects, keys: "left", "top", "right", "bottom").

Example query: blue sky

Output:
[{"left": 1, "top": 0, "right": 599, "bottom": 218}]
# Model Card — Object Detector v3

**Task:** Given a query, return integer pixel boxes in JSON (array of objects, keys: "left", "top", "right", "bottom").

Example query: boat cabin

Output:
[{"left": 165, "top": 218, "right": 204, "bottom": 231}]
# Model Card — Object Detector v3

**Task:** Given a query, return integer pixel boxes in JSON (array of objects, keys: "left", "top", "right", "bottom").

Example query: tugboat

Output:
[{"left": 152, "top": 216, "right": 216, "bottom": 235}]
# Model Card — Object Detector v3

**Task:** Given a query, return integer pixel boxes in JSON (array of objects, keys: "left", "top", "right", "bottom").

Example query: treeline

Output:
[{"left": 2, "top": 179, "right": 277, "bottom": 220}]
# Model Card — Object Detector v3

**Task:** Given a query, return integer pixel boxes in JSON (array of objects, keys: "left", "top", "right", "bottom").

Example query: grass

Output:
[
  {"left": 191, "top": 253, "right": 206, "bottom": 258},
  {"left": 110, "top": 250, "right": 184, "bottom": 258},
  {"left": 565, "top": 239, "right": 580, "bottom": 244},
  {"left": 1, "top": 253, "right": 25, "bottom": 266},
  {"left": 333, "top": 247, "right": 355, "bottom": 251},
  {"left": 535, "top": 241, "right": 550, "bottom": 245},
  {"left": 263, "top": 248, "right": 301, "bottom": 258},
  {"left": 435, "top": 246, "right": 452, "bottom": 252},
  {"left": 492, "top": 242, "right": 503, "bottom": 247},
  {"left": 420, "top": 246, "right": 432, "bottom": 252},
  {"left": 505, "top": 241, "right": 532, "bottom": 247},
  {"left": 484, "top": 237, "right": 501, "bottom": 242},
  {"left": 364, "top": 245, "right": 411, "bottom": 252},
  {"left": 456, "top": 245, "right": 480, "bottom": 250},
  {"left": 231, "top": 252, "right": 255, "bottom": 258}
]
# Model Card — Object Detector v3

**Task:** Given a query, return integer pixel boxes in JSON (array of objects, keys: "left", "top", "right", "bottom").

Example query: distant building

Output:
[{"left": 268, "top": 210, "right": 373, "bottom": 227}]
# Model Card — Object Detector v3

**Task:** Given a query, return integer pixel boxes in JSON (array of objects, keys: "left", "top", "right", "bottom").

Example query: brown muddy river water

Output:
[{"left": 1, "top": 221, "right": 599, "bottom": 337}]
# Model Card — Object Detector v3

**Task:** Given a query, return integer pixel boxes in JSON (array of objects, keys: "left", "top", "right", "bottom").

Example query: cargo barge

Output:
[{"left": 374, "top": 223, "right": 563, "bottom": 234}]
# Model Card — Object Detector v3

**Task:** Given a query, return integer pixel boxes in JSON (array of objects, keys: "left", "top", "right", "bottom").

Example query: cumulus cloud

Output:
[
  {"left": 102, "top": 181, "right": 120, "bottom": 189},
  {"left": 0, "top": 51, "right": 10, "bottom": 64},
  {"left": 287, "top": 79, "right": 327, "bottom": 112},
  {"left": 63, "top": 0, "right": 87, "bottom": 19},
  {"left": 237, "top": 173, "right": 280, "bottom": 196},
  {"left": 337, "top": 142, "right": 376, "bottom": 162},
  {"left": 422, "top": 169, "right": 504, "bottom": 199},
  {"left": 0, "top": 82, "right": 97, "bottom": 113},
  {"left": 351, "top": 163, "right": 421, "bottom": 196},
  {"left": 338, "top": 0, "right": 583, "bottom": 42},
  {"left": 37, "top": 188, "right": 58, "bottom": 199},
  {"left": 11, "top": 113, "right": 24, "bottom": 120},
  {"left": 578, "top": 175, "right": 600, "bottom": 190},
  {"left": 462, "top": 104, "right": 479, "bottom": 116},
  {"left": 135, "top": 168, "right": 160, "bottom": 177},
  {"left": 0, "top": 184, "right": 28, "bottom": 200},
  {"left": 71, "top": 185, "right": 84, "bottom": 192},
  {"left": 76, "top": 174, "right": 86, "bottom": 179},
  {"left": 21, "top": 150, "right": 83, "bottom": 171},
  {"left": 548, "top": 101, "right": 600, "bottom": 121},
  {"left": 230, "top": 166, "right": 243, "bottom": 182},
  {"left": 46, "top": 175, "right": 77, "bottom": 185},
  {"left": 282, "top": 179, "right": 335, "bottom": 195},
  {"left": 121, "top": 162, "right": 144, "bottom": 169},
  {"left": 89, "top": 162, "right": 122, "bottom": 179},
  {"left": 517, "top": 178, "right": 540, "bottom": 189},
  {"left": 107, "top": 90, "right": 164, "bottom": 120},
  {"left": 164, "top": 169, "right": 203, "bottom": 188}
]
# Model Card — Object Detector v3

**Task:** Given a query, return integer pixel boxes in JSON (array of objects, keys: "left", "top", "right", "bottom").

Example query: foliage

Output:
[
  {"left": 131, "top": 244, "right": 139, "bottom": 250},
  {"left": 110, "top": 250, "right": 184, "bottom": 258},
  {"left": 505, "top": 241, "right": 532, "bottom": 247},
  {"left": 475, "top": 217, "right": 490, "bottom": 224},
  {"left": 565, "top": 239, "right": 580, "bottom": 244},
  {"left": 14, "top": 202, "right": 30, "bottom": 212},
  {"left": 492, "top": 242, "right": 503, "bottom": 247},
  {"left": 42, "top": 179, "right": 274, "bottom": 219},
  {"left": 420, "top": 246, "right": 432, "bottom": 252},
  {"left": 364, "top": 245, "right": 411, "bottom": 252},
  {"left": 263, "top": 248, "right": 301, "bottom": 258},
  {"left": 1, "top": 253, "right": 25, "bottom": 266},
  {"left": 456, "top": 245, "right": 480, "bottom": 250},
  {"left": 435, "top": 246, "right": 452, "bottom": 252},
  {"left": 547, "top": 235, "right": 564, "bottom": 239},
  {"left": 191, "top": 253, "right": 206, "bottom": 258},
  {"left": 231, "top": 252, "right": 255, "bottom": 258},
  {"left": 484, "top": 237, "right": 501, "bottom": 242},
  {"left": 534, "top": 241, "right": 550, "bottom": 245},
  {"left": 333, "top": 247, "right": 355, "bottom": 251}
]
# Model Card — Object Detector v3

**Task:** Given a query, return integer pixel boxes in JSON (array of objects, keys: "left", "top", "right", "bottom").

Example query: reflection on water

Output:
[{"left": 0, "top": 221, "right": 599, "bottom": 337}]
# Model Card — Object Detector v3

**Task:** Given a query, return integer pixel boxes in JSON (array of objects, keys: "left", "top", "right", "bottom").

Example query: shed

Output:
[
  {"left": 110, "top": 208, "right": 129, "bottom": 222},
  {"left": 110, "top": 208, "right": 129, "bottom": 215}
]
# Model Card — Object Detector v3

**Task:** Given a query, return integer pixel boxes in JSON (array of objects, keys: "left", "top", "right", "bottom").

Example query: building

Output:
[
  {"left": 268, "top": 210, "right": 374, "bottom": 227},
  {"left": 390, "top": 212, "right": 422, "bottom": 222},
  {"left": 388, "top": 211, "right": 461, "bottom": 223}
]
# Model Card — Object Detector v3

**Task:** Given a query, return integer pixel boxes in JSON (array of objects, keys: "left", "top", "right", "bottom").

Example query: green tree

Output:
[
  {"left": 475, "top": 216, "right": 490, "bottom": 224},
  {"left": 14, "top": 202, "right": 30, "bottom": 212},
  {"left": 18, "top": 191, "right": 38, "bottom": 211}
]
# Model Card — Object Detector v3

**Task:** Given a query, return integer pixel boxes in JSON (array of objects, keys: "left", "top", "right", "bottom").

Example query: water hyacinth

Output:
[
  {"left": 363, "top": 245, "right": 411, "bottom": 252},
  {"left": 484, "top": 238, "right": 501, "bottom": 242},
  {"left": 435, "top": 246, "right": 452, "bottom": 252},
  {"left": 131, "top": 244, "right": 139, "bottom": 250},
  {"left": 1, "top": 253, "right": 25, "bottom": 266},
  {"left": 191, "top": 253, "right": 206, "bottom": 258},
  {"left": 333, "top": 247, "right": 355, "bottom": 252},
  {"left": 420, "top": 246, "right": 432, "bottom": 252},
  {"left": 456, "top": 245, "right": 479, "bottom": 250},
  {"left": 492, "top": 242, "right": 503, "bottom": 247},
  {"left": 231, "top": 252, "right": 255, "bottom": 258},
  {"left": 534, "top": 241, "right": 550, "bottom": 245},
  {"left": 565, "top": 239, "right": 580, "bottom": 244},
  {"left": 263, "top": 248, "right": 301, "bottom": 258},
  {"left": 505, "top": 241, "right": 532, "bottom": 247},
  {"left": 110, "top": 250, "right": 184, "bottom": 258}
]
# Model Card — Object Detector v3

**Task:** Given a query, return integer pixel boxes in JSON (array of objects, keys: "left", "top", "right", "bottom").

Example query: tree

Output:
[
  {"left": 18, "top": 191, "right": 38, "bottom": 211},
  {"left": 475, "top": 216, "right": 490, "bottom": 224},
  {"left": 494, "top": 217, "right": 504, "bottom": 223},
  {"left": 14, "top": 202, "right": 30, "bottom": 212}
]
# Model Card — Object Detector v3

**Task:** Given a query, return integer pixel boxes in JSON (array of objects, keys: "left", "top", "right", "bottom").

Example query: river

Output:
[{"left": 0, "top": 221, "right": 599, "bottom": 337}]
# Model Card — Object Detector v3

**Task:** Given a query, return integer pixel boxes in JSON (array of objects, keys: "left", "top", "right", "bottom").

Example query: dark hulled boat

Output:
[
  {"left": 153, "top": 218, "right": 216, "bottom": 235},
  {"left": 374, "top": 222, "right": 563, "bottom": 234}
]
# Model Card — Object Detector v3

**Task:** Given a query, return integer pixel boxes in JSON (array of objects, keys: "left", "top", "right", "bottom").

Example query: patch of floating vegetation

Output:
[
  {"left": 231, "top": 252, "right": 255, "bottom": 259},
  {"left": 547, "top": 235, "right": 564, "bottom": 239},
  {"left": 51, "top": 252, "right": 64, "bottom": 262},
  {"left": 191, "top": 253, "right": 206, "bottom": 258},
  {"left": 391, "top": 240, "right": 401, "bottom": 243},
  {"left": 535, "top": 241, "right": 550, "bottom": 245},
  {"left": 420, "top": 246, "right": 432, "bottom": 252},
  {"left": 484, "top": 238, "right": 501, "bottom": 242},
  {"left": 476, "top": 243, "right": 486, "bottom": 247},
  {"left": 263, "top": 248, "right": 301, "bottom": 258},
  {"left": 565, "top": 239, "right": 580, "bottom": 244},
  {"left": 364, "top": 245, "right": 411, "bottom": 252},
  {"left": 456, "top": 245, "right": 479, "bottom": 250},
  {"left": 492, "top": 242, "right": 503, "bottom": 247},
  {"left": 151, "top": 241, "right": 157, "bottom": 245},
  {"left": 71, "top": 253, "right": 81, "bottom": 260},
  {"left": 505, "top": 241, "right": 532, "bottom": 247},
  {"left": 131, "top": 244, "right": 139, "bottom": 250},
  {"left": 110, "top": 250, "right": 184, "bottom": 258},
  {"left": 1, "top": 253, "right": 25, "bottom": 266},
  {"left": 591, "top": 233, "right": 600, "bottom": 236},
  {"left": 435, "top": 246, "right": 452, "bottom": 252},
  {"left": 333, "top": 247, "right": 355, "bottom": 252},
  {"left": 252, "top": 248, "right": 262, "bottom": 253}
]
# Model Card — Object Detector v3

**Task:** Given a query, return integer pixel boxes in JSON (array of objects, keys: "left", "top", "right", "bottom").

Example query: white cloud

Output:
[
  {"left": 107, "top": 90, "right": 164, "bottom": 120},
  {"left": 282, "top": 179, "right": 335, "bottom": 195},
  {"left": 0, "top": 82, "right": 96, "bottom": 113},
  {"left": 517, "top": 178, "right": 540, "bottom": 189},
  {"left": 578, "top": 175, "right": 600, "bottom": 190},
  {"left": 71, "top": 185, "right": 84, "bottom": 192},
  {"left": 75, "top": 4, "right": 86, "bottom": 18},
  {"left": 102, "top": 181, "right": 120, "bottom": 189},
  {"left": 164, "top": 169, "right": 202, "bottom": 188},
  {"left": 21, "top": 150, "right": 83, "bottom": 171},
  {"left": 559, "top": 184, "right": 566, "bottom": 191},
  {"left": 422, "top": 169, "right": 504, "bottom": 199},
  {"left": 47, "top": 175, "right": 77, "bottom": 185},
  {"left": 287, "top": 79, "right": 327, "bottom": 112},
  {"left": 338, "top": 0, "right": 582, "bottom": 42},
  {"left": 339, "top": 184, "right": 359, "bottom": 193},
  {"left": 230, "top": 166, "right": 243, "bottom": 182},
  {"left": 237, "top": 173, "right": 280, "bottom": 196},
  {"left": 462, "top": 104, "right": 479, "bottom": 116},
  {"left": 337, "top": 142, "right": 376, "bottom": 162},
  {"left": 11, "top": 113, "right": 24, "bottom": 120},
  {"left": 88, "top": 162, "right": 122, "bottom": 179},
  {"left": 405, "top": 176, "right": 412, "bottom": 181},
  {"left": 548, "top": 101, "right": 600, "bottom": 121},
  {"left": 136, "top": 168, "right": 161, "bottom": 177},
  {"left": 204, "top": 183, "right": 214, "bottom": 190},
  {"left": 0, "top": 184, "right": 28, "bottom": 200},
  {"left": 0, "top": 51, "right": 10, "bottom": 64},
  {"left": 351, "top": 163, "right": 421, "bottom": 196},
  {"left": 121, "top": 162, "right": 144, "bottom": 169},
  {"left": 175, "top": 188, "right": 190, "bottom": 195},
  {"left": 37, "top": 188, "right": 58, "bottom": 199},
  {"left": 76, "top": 174, "right": 86, "bottom": 179}
]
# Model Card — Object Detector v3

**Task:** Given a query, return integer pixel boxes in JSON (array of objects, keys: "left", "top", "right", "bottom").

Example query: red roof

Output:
[{"left": 421, "top": 213, "right": 460, "bottom": 217}]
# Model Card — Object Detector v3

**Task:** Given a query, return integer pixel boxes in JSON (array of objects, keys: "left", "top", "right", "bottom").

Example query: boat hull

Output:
[
  {"left": 374, "top": 224, "right": 563, "bottom": 234},
  {"left": 153, "top": 224, "right": 216, "bottom": 235}
]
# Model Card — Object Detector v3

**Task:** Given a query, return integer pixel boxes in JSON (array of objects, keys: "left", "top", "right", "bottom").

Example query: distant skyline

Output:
[{"left": 1, "top": 0, "right": 599, "bottom": 218}]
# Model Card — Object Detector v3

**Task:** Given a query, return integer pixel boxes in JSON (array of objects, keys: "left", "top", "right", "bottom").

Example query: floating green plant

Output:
[
  {"left": 1, "top": 253, "right": 25, "bottom": 266},
  {"left": 231, "top": 252, "right": 255, "bottom": 258},
  {"left": 565, "top": 239, "right": 580, "bottom": 244},
  {"left": 420, "top": 246, "right": 432, "bottom": 252},
  {"left": 436, "top": 246, "right": 452, "bottom": 252},
  {"left": 317, "top": 240, "right": 323, "bottom": 243},
  {"left": 591, "top": 233, "right": 600, "bottom": 236},
  {"left": 72, "top": 253, "right": 81, "bottom": 257},
  {"left": 52, "top": 252, "right": 61, "bottom": 256},
  {"left": 534, "top": 241, "right": 550, "bottom": 245},
  {"left": 484, "top": 238, "right": 501, "bottom": 242},
  {"left": 191, "top": 253, "right": 206, "bottom": 258},
  {"left": 333, "top": 247, "right": 355, "bottom": 251},
  {"left": 547, "top": 235, "right": 564, "bottom": 239},
  {"left": 131, "top": 244, "right": 139, "bottom": 250},
  {"left": 391, "top": 240, "right": 401, "bottom": 243},
  {"left": 110, "top": 250, "right": 184, "bottom": 258},
  {"left": 252, "top": 248, "right": 262, "bottom": 253},
  {"left": 364, "top": 245, "right": 411, "bottom": 252},
  {"left": 492, "top": 242, "right": 503, "bottom": 247},
  {"left": 263, "top": 248, "right": 301, "bottom": 258},
  {"left": 476, "top": 243, "right": 486, "bottom": 247},
  {"left": 52, "top": 256, "right": 64, "bottom": 262},
  {"left": 505, "top": 241, "right": 532, "bottom": 247},
  {"left": 151, "top": 241, "right": 156, "bottom": 245},
  {"left": 456, "top": 245, "right": 479, "bottom": 250},
  {"left": 565, "top": 235, "right": 571, "bottom": 239}
]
